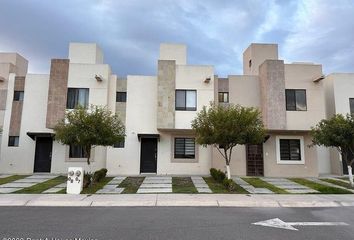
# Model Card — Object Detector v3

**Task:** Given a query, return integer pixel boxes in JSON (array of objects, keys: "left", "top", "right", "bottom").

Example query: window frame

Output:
[
  {"left": 175, "top": 90, "right": 197, "bottom": 111},
  {"left": 174, "top": 137, "right": 196, "bottom": 159},
  {"left": 8, "top": 136, "right": 19, "bottom": 147},
  {"left": 218, "top": 92, "right": 229, "bottom": 103},
  {"left": 66, "top": 88, "right": 89, "bottom": 109},
  {"left": 116, "top": 92, "right": 127, "bottom": 102},
  {"left": 13, "top": 91, "right": 24, "bottom": 101},
  {"left": 276, "top": 136, "right": 305, "bottom": 165},
  {"left": 285, "top": 89, "right": 307, "bottom": 111}
]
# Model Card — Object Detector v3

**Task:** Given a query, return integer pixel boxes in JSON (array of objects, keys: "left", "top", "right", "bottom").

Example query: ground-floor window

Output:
[
  {"left": 276, "top": 136, "right": 305, "bottom": 164},
  {"left": 114, "top": 139, "right": 125, "bottom": 148},
  {"left": 8, "top": 136, "right": 19, "bottom": 147},
  {"left": 174, "top": 138, "right": 195, "bottom": 158},
  {"left": 69, "top": 145, "right": 87, "bottom": 158}
]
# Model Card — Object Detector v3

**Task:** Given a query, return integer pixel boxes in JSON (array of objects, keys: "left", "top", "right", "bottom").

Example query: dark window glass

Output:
[
  {"left": 218, "top": 92, "right": 229, "bottom": 103},
  {"left": 13, "top": 91, "right": 24, "bottom": 101},
  {"left": 350, "top": 98, "right": 354, "bottom": 115},
  {"left": 114, "top": 139, "right": 125, "bottom": 148},
  {"left": 69, "top": 145, "right": 87, "bottom": 158},
  {"left": 174, "top": 138, "right": 195, "bottom": 158},
  {"left": 8, "top": 136, "right": 19, "bottom": 147},
  {"left": 286, "top": 89, "right": 307, "bottom": 111},
  {"left": 279, "top": 139, "right": 301, "bottom": 161},
  {"left": 175, "top": 90, "right": 196, "bottom": 111},
  {"left": 116, "top": 92, "right": 127, "bottom": 102},
  {"left": 66, "top": 88, "right": 89, "bottom": 109}
]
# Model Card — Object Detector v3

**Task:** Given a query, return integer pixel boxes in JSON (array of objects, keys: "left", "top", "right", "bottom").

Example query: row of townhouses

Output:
[{"left": 0, "top": 42, "right": 352, "bottom": 177}]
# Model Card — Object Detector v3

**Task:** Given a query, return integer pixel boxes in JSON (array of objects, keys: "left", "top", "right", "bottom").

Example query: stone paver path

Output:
[
  {"left": 43, "top": 183, "right": 67, "bottom": 194},
  {"left": 261, "top": 177, "right": 318, "bottom": 193},
  {"left": 96, "top": 177, "right": 126, "bottom": 194},
  {"left": 233, "top": 177, "right": 273, "bottom": 194},
  {"left": 0, "top": 174, "right": 58, "bottom": 194},
  {"left": 191, "top": 176, "right": 212, "bottom": 193},
  {"left": 306, "top": 178, "right": 354, "bottom": 193},
  {"left": 137, "top": 176, "right": 172, "bottom": 193}
]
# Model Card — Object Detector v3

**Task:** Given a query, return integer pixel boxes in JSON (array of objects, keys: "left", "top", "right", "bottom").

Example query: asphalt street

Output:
[{"left": 0, "top": 206, "right": 354, "bottom": 240}]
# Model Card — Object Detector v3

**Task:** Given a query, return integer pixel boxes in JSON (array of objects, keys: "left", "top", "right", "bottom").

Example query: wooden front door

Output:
[{"left": 246, "top": 144, "right": 264, "bottom": 176}]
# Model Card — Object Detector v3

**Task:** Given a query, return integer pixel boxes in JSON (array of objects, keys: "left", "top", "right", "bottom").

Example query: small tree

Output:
[
  {"left": 311, "top": 114, "right": 354, "bottom": 187},
  {"left": 192, "top": 103, "right": 266, "bottom": 179},
  {"left": 54, "top": 105, "right": 125, "bottom": 165}
]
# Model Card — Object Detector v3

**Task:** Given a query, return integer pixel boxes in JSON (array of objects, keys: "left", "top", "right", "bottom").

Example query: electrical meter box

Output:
[{"left": 67, "top": 167, "right": 83, "bottom": 194}]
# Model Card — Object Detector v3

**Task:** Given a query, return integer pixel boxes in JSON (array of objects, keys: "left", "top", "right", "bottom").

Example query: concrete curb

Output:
[{"left": 0, "top": 194, "right": 353, "bottom": 207}]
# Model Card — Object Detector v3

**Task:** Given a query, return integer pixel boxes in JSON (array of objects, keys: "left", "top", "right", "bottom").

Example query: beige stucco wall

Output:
[
  {"left": 284, "top": 63, "right": 325, "bottom": 130},
  {"left": 228, "top": 75, "right": 260, "bottom": 108},
  {"left": 243, "top": 43, "right": 278, "bottom": 75},
  {"left": 69, "top": 43, "right": 103, "bottom": 64},
  {"left": 212, "top": 145, "right": 247, "bottom": 176},
  {"left": 174, "top": 65, "right": 214, "bottom": 129},
  {"left": 159, "top": 43, "right": 187, "bottom": 65}
]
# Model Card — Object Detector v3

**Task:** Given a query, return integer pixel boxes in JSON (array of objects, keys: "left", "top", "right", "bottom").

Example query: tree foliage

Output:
[
  {"left": 191, "top": 103, "right": 266, "bottom": 178},
  {"left": 54, "top": 105, "right": 125, "bottom": 165},
  {"left": 311, "top": 114, "right": 354, "bottom": 167}
]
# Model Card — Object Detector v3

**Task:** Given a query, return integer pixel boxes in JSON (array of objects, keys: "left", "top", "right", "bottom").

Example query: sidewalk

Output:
[{"left": 0, "top": 194, "right": 353, "bottom": 207}]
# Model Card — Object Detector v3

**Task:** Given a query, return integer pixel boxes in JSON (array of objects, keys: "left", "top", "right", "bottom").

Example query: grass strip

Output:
[
  {"left": 203, "top": 177, "right": 248, "bottom": 193},
  {"left": 0, "top": 175, "right": 28, "bottom": 185},
  {"left": 81, "top": 177, "right": 113, "bottom": 194},
  {"left": 15, "top": 176, "right": 67, "bottom": 194},
  {"left": 119, "top": 177, "right": 145, "bottom": 194},
  {"left": 321, "top": 178, "right": 354, "bottom": 190},
  {"left": 290, "top": 178, "right": 352, "bottom": 194},
  {"left": 172, "top": 177, "right": 198, "bottom": 193},
  {"left": 242, "top": 177, "right": 288, "bottom": 194}
]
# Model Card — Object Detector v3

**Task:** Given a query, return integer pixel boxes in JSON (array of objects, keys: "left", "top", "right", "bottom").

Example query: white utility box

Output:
[{"left": 66, "top": 167, "right": 83, "bottom": 194}]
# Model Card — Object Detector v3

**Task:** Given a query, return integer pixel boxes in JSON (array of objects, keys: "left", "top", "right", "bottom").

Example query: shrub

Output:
[
  {"left": 223, "top": 179, "right": 237, "bottom": 192},
  {"left": 210, "top": 168, "right": 226, "bottom": 182},
  {"left": 83, "top": 172, "right": 92, "bottom": 189},
  {"left": 92, "top": 168, "right": 108, "bottom": 183}
]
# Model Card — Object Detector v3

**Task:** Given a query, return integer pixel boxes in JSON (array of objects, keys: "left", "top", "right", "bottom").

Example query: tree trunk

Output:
[
  {"left": 226, "top": 165, "right": 231, "bottom": 180},
  {"left": 348, "top": 165, "right": 354, "bottom": 187},
  {"left": 85, "top": 146, "right": 91, "bottom": 165}
]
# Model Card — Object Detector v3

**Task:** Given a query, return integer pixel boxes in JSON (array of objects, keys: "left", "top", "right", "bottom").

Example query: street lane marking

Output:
[{"left": 253, "top": 218, "right": 349, "bottom": 231}]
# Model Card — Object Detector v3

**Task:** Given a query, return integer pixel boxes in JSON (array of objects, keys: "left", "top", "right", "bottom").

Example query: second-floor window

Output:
[
  {"left": 175, "top": 90, "right": 197, "bottom": 111},
  {"left": 66, "top": 88, "right": 89, "bottom": 109},
  {"left": 285, "top": 89, "right": 307, "bottom": 111},
  {"left": 218, "top": 92, "right": 229, "bottom": 103},
  {"left": 13, "top": 91, "right": 24, "bottom": 101},
  {"left": 349, "top": 98, "right": 354, "bottom": 115},
  {"left": 116, "top": 92, "right": 127, "bottom": 102},
  {"left": 8, "top": 136, "right": 19, "bottom": 147}
]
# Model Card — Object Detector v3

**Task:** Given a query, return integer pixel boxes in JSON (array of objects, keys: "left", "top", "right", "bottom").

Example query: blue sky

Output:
[{"left": 0, "top": 0, "right": 353, "bottom": 77}]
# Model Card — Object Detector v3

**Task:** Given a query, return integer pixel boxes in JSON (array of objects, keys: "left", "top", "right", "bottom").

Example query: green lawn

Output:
[
  {"left": 172, "top": 177, "right": 198, "bottom": 193},
  {"left": 81, "top": 177, "right": 113, "bottom": 194},
  {"left": 321, "top": 178, "right": 354, "bottom": 190},
  {"left": 242, "top": 177, "right": 288, "bottom": 194},
  {"left": 119, "top": 177, "right": 145, "bottom": 194},
  {"left": 15, "top": 176, "right": 67, "bottom": 194},
  {"left": 203, "top": 177, "right": 248, "bottom": 194},
  {"left": 290, "top": 178, "right": 352, "bottom": 194},
  {"left": 0, "top": 175, "right": 28, "bottom": 185}
]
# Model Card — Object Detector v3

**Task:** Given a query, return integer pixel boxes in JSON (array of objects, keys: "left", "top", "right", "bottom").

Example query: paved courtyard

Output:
[{"left": 137, "top": 176, "right": 173, "bottom": 193}]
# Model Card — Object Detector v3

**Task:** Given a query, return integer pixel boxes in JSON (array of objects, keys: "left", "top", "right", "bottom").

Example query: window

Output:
[
  {"left": 114, "top": 139, "right": 125, "bottom": 148},
  {"left": 249, "top": 59, "right": 252, "bottom": 68},
  {"left": 175, "top": 90, "right": 197, "bottom": 111},
  {"left": 218, "top": 92, "right": 229, "bottom": 103},
  {"left": 285, "top": 89, "right": 307, "bottom": 111},
  {"left": 349, "top": 98, "right": 354, "bottom": 115},
  {"left": 8, "top": 136, "right": 19, "bottom": 147},
  {"left": 13, "top": 91, "right": 24, "bottom": 101},
  {"left": 66, "top": 88, "right": 89, "bottom": 109},
  {"left": 174, "top": 138, "right": 195, "bottom": 158},
  {"left": 116, "top": 92, "right": 127, "bottom": 102},
  {"left": 69, "top": 145, "right": 87, "bottom": 158},
  {"left": 276, "top": 136, "right": 304, "bottom": 164}
]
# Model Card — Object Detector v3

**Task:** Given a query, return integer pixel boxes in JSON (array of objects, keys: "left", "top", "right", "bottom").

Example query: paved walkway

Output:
[
  {"left": 306, "top": 178, "right": 354, "bottom": 193},
  {"left": 96, "top": 177, "right": 126, "bottom": 194},
  {"left": 43, "top": 183, "right": 66, "bottom": 193},
  {"left": 0, "top": 194, "right": 353, "bottom": 207},
  {"left": 191, "top": 176, "right": 212, "bottom": 193},
  {"left": 233, "top": 177, "right": 273, "bottom": 194},
  {"left": 0, "top": 174, "right": 58, "bottom": 193},
  {"left": 261, "top": 178, "right": 318, "bottom": 193},
  {"left": 137, "top": 176, "right": 172, "bottom": 193}
]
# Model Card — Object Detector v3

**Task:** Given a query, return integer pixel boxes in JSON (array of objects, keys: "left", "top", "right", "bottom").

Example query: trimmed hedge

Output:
[
  {"left": 210, "top": 168, "right": 237, "bottom": 192},
  {"left": 93, "top": 168, "right": 108, "bottom": 183}
]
